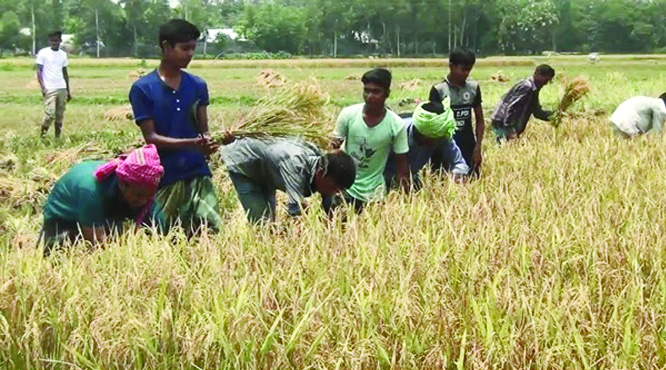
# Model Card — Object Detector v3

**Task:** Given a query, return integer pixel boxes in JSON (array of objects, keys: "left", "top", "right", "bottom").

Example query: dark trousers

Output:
[{"left": 38, "top": 219, "right": 80, "bottom": 256}]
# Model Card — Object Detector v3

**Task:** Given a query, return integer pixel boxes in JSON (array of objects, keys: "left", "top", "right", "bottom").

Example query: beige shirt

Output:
[{"left": 610, "top": 97, "right": 666, "bottom": 136}]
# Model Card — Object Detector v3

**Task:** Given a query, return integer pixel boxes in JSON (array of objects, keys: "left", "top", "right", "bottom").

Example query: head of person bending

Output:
[
  {"left": 660, "top": 92, "right": 666, "bottom": 106},
  {"left": 533, "top": 64, "right": 556, "bottom": 89},
  {"left": 159, "top": 19, "right": 201, "bottom": 70},
  {"left": 95, "top": 144, "right": 164, "bottom": 210},
  {"left": 362, "top": 68, "right": 391, "bottom": 111},
  {"left": 413, "top": 101, "right": 449, "bottom": 146},
  {"left": 313, "top": 150, "right": 356, "bottom": 196}
]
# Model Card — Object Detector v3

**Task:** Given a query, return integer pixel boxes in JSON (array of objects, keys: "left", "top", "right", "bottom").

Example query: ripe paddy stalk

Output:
[{"left": 2, "top": 60, "right": 666, "bottom": 369}]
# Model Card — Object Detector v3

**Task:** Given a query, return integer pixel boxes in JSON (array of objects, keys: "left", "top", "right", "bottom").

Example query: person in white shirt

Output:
[
  {"left": 610, "top": 93, "right": 666, "bottom": 138},
  {"left": 36, "top": 31, "right": 72, "bottom": 139}
]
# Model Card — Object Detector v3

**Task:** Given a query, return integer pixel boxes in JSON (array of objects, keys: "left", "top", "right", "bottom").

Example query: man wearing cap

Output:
[
  {"left": 39, "top": 144, "right": 165, "bottom": 255},
  {"left": 384, "top": 99, "right": 469, "bottom": 191}
]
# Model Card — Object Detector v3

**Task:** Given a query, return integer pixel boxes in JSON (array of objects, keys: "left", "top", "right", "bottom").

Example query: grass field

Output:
[{"left": 2, "top": 55, "right": 666, "bottom": 369}]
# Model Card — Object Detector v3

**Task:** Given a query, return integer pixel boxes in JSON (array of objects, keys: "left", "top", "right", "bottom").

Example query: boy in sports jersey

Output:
[{"left": 429, "top": 48, "right": 484, "bottom": 176}]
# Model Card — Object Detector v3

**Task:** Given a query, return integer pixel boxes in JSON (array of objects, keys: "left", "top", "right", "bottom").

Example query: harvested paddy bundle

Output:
[
  {"left": 0, "top": 171, "right": 54, "bottom": 211},
  {"left": 128, "top": 68, "right": 146, "bottom": 80},
  {"left": 491, "top": 70, "right": 509, "bottom": 83},
  {"left": 256, "top": 69, "right": 287, "bottom": 88},
  {"left": 552, "top": 75, "right": 591, "bottom": 127},
  {"left": 104, "top": 105, "right": 134, "bottom": 121},
  {"left": 0, "top": 153, "right": 18, "bottom": 171},
  {"left": 399, "top": 79, "right": 422, "bottom": 91},
  {"left": 42, "top": 144, "right": 111, "bottom": 168},
  {"left": 215, "top": 79, "right": 331, "bottom": 148}
]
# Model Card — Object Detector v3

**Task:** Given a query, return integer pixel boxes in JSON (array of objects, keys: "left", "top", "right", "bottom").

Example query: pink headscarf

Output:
[{"left": 94, "top": 144, "right": 164, "bottom": 225}]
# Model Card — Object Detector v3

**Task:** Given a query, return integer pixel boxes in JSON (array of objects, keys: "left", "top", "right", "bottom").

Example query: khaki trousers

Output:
[{"left": 41, "top": 88, "right": 67, "bottom": 136}]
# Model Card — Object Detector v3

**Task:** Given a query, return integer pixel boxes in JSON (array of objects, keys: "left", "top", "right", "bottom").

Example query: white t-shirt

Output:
[
  {"left": 35, "top": 47, "right": 68, "bottom": 90},
  {"left": 611, "top": 97, "right": 666, "bottom": 136}
]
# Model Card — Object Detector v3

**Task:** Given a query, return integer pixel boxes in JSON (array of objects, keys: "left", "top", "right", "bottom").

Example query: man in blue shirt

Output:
[
  {"left": 129, "top": 19, "right": 224, "bottom": 232},
  {"left": 384, "top": 101, "right": 469, "bottom": 191}
]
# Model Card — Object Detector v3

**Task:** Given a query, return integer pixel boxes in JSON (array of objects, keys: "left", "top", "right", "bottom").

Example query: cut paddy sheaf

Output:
[
  {"left": 551, "top": 75, "right": 592, "bottom": 128},
  {"left": 104, "top": 105, "right": 134, "bottom": 121},
  {"left": 3, "top": 60, "right": 666, "bottom": 368},
  {"left": 216, "top": 78, "right": 333, "bottom": 148},
  {"left": 256, "top": 69, "right": 288, "bottom": 89}
]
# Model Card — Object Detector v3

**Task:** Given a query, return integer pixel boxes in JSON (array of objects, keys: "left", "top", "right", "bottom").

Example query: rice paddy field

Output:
[{"left": 1, "top": 55, "right": 666, "bottom": 369}]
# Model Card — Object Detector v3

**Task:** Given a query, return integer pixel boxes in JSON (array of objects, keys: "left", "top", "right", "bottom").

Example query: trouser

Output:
[
  {"left": 229, "top": 172, "right": 277, "bottom": 224},
  {"left": 492, "top": 120, "right": 519, "bottom": 143},
  {"left": 41, "top": 89, "right": 68, "bottom": 137},
  {"left": 38, "top": 218, "right": 79, "bottom": 257},
  {"left": 432, "top": 140, "right": 479, "bottom": 177},
  {"left": 154, "top": 176, "right": 222, "bottom": 232}
]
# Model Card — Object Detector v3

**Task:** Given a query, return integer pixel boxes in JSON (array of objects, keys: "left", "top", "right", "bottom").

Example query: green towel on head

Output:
[{"left": 413, "top": 97, "right": 456, "bottom": 139}]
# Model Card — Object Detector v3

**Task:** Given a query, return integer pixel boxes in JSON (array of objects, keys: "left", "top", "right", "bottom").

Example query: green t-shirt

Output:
[
  {"left": 334, "top": 104, "right": 409, "bottom": 202},
  {"left": 43, "top": 160, "right": 162, "bottom": 228}
]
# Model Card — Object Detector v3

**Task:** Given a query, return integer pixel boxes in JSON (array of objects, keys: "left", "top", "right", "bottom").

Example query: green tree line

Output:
[{"left": 1, "top": 0, "right": 665, "bottom": 57}]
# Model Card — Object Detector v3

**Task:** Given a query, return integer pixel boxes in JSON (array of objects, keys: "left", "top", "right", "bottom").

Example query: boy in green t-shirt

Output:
[{"left": 331, "top": 68, "right": 410, "bottom": 212}]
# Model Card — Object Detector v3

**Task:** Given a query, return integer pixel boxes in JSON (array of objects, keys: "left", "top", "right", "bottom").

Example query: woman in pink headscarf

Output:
[{"left": 39, "top": 144, "right": 164, "bottom": 255}]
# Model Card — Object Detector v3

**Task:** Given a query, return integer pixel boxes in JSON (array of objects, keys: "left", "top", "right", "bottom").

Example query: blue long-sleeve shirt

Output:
[{"left": 384, "top": 116, "right": 469, "bottom": 189}]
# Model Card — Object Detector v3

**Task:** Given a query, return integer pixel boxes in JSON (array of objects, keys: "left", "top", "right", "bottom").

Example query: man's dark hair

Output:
[
  {"left": 422, "top": 101, "right": 444, "bottom": 115},
  {"left": 449, "top": 48, "right": 476, "bottom": 67},
  {"left": 159, "top": 19, "right": 200, "bottom": 50},
  {"left": 48, "top": 31, "right": 62, "bottom": 39},
  {"left": 659, "top": 92, "right": 666, "bottom": 105},
  {"left": 323, "top": 150, "right": 356, "bottom": 189},
  {"left": 535, "top": 64, "right": 556, "bottom": 78},
  {"left": 361, "top": 68, "right": 392, "bottom": 90}
]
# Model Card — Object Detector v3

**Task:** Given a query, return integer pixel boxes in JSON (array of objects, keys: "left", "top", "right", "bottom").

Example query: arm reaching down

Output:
[
  {"left": 81, "top": 226, "right": 107, "bottom": 245},
  {"left": 395, "top": 153, "right": 411, "bottom": 192},
  {"left": 36, "top": 64, "right": 45, "bottom": 97},
  {"left": 472, "top": 87, "right": 485, "bottom": 168},
  {"left": 650, "top": 101, "right": 666, "bottom": 133},
  {"left": 279, "top": 162, "right": 310, "bottom": 217},
  {"left": 532, "top": 94, "right": 552, "bottom": 122},
  {"left": 63, "top": 67, "right": 71, "bottom": 101},
  {"left": 331, "top": 108, "right": 351, "bottom": 149}
]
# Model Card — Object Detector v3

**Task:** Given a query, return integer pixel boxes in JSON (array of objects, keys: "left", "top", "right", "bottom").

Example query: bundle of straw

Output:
[
  {"left": 399, "top": 79, "right": 422, "bottom": 91},
  {"left": 491, "top": 70, "right": 509, "bottom": 83},
  {"left": 551, "top": 75, "right": 591, "bottom": 127},
  {"left": 216, "top": 79, "right": 331, "bottom": 148},
  {"left": 127, "top": 68, "right": 146, "bottom": 80},
  {"left": 104, "top": 105, "right": 134, "bottom": 121},
  {"left": 256, "top": 69, "right": 287, "bottom": 88}
]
